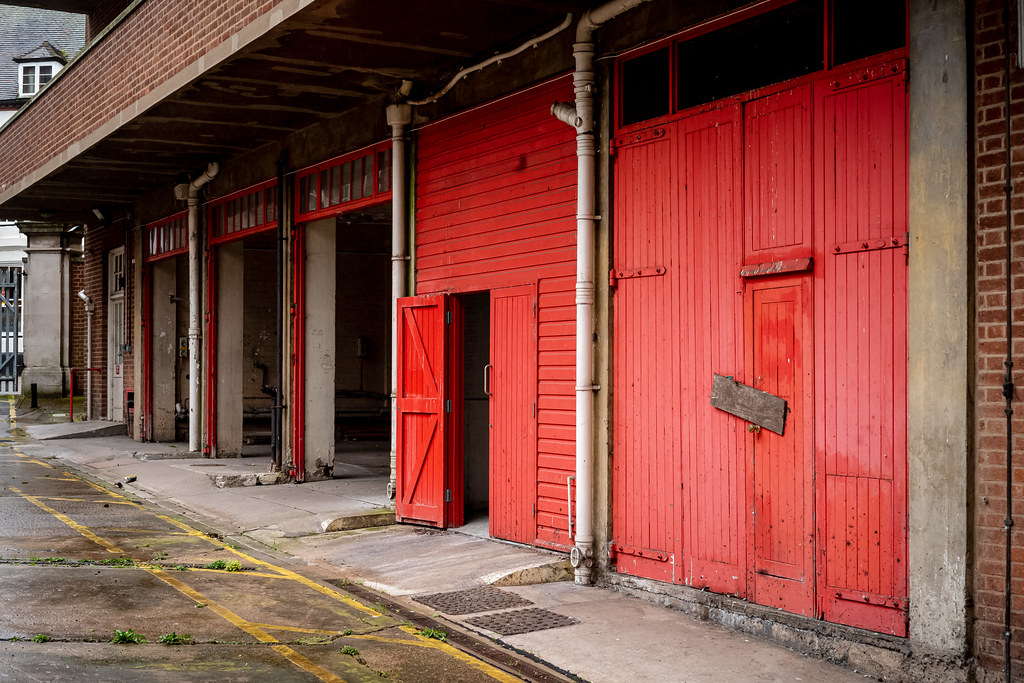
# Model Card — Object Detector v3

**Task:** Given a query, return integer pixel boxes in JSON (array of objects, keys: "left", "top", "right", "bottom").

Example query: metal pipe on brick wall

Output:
[
  {"left": 175, "top": 162, "right": 219, "bottom": 454},
  {"left": 552, "top": 0, "right": 651, "bottom": 586},
  {"left": 1002, "top": 3, "right": 1016, "bottom": 679},
  {"left": 386, "top": 103, "right": 411, "bottom": 500}
]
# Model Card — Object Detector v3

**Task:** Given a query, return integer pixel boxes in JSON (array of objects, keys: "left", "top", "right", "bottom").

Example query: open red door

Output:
[{"left": 396, "top": 294, "right": 451, "bottom": 527}]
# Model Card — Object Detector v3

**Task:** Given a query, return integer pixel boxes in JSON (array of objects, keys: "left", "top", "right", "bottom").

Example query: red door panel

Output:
[
  {"left": 396, "top": 294, "right": 450, "bottom": 527},
  {"left": 676, "top": 106, "right": 746, "bottom": 594},
  {"left": 611, "top": 123, "right": 677, "bottom": 583},
  {"left": 744, "top": 85, "right": 813, "bottom": 261},
  {"left": 815, "top": 71, "right": 908, "bottom": 636},
  {"left": 747, "top": 279, "right": 814, "bottom": 615},
  {"left": 489, "top": 285, "right": 538, "bottom": 544}
]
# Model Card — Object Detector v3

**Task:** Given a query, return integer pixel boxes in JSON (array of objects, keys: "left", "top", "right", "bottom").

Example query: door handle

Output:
[
  {"left": 483, "top": 364, "right": 493, "bottom": 397},
  {"left": 747, "top": 423, "right": 761, "bottom": 435}
]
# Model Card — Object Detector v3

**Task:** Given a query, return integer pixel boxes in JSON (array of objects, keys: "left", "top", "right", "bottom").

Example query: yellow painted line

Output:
[
  {"left": 14, "top": 454, "right": 55, "bottom": 469},
  {"left": 12, "top": 488, "right": 125, "bottom": 554},
  {"left": 147, "top": 568, "right": 351, "bottom": 683},
  {"left": 271, "top": 644, "right": 349, "bottom": 683},
  {"left": 143, "top": 566, "right": 277, "bottom": 642},
  {"left": 79, "top": 477, "right": 125, "bottom": 499},
  {"left": 185, "top": 568, "right": 290, "bottom": 580},
  {"left": 90, "top": 527, "right": 192, "bottom": 535},
  {"left": 31, "top": 496, "right": 136, "bottom": 505},
  {"left": 349, "top": 625, "right": 522, "bottom": 683},
  {"left": 249, "top": 623, "right": 343, "bottom": 636},
  {"left": 141, "top": 510, "right": 382, "bottom": 617}
]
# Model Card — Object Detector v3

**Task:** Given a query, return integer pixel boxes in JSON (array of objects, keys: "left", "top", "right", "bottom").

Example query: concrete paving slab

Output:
[{"left": 483, "top": 583, "right": 868, "bottom": 683}]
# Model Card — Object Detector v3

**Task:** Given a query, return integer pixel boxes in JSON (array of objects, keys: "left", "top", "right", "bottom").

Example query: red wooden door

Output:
[
  {"left": 396, "top": 294, "right": 451, "bottom": 527},
  {"left": 743, "top": 85, "right": 815, "bottom": 615},
  {"left": 746, "top": 279, "right": 814, "bottom": 614},
  {"left": 611, "top": 104, "right": 745, "bottom": 591},
  {"left": 611, "top": 123, "right": 677, "bottom": 582},
  {"left": 814, "top": 70, "right": 908, "bottom": 636},
  {"left": 489, "top": 285, "right": 538, "bottom": 544}
]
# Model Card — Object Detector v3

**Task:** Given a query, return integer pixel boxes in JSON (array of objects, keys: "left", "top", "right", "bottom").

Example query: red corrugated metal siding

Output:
[
  {"left": 415, "top": 78, "right": 576, "bottom": 549},
  {"left": 489, "top": 286, "right": 537, "bottom": 544},
  {"left": 611, "top": 63, "right": 907, "bottom": 635},
  {"left": 395, "top": 295, "right": 450, "bottom": 527},
  {"left": 815, "top": 72, "right": 908, "bottom": 636}
]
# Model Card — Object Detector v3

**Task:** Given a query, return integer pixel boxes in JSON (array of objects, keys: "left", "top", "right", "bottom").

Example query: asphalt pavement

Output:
[{"left": 4, "top": 399, "right": 873, "bottom": 682}]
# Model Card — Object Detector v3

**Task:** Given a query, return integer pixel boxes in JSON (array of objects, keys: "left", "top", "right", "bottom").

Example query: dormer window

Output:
[
  {"left": 18, "top": 63, "right": 57, "bottom": 98},
  {"left": 13, "top": 42, "right": 69, "bottom": 99}
]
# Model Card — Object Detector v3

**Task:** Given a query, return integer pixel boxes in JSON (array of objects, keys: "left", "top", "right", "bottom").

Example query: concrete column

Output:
[
  {"left": 907, "top": 0, "right": 970, "bottom": 667},
  {"left": 130, "top": 223, "right": 143, "bottom": 440},
  {"left": 304, "top": 217, "right": 336, "bottom": 480},
  {"left": 18, "top": 222, "right": 71, "bottom": 397},
  {"left": 150, "top": 259, "right": 177, "bottom": 442},
  {"left": 216, "top": 241, "right": 244, "bottom": 457}
]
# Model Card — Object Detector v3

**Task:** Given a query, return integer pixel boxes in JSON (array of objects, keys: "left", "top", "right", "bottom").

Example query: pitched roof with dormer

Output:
[{"left": 0, "top": 6, "right": 85, "bottom": 106}]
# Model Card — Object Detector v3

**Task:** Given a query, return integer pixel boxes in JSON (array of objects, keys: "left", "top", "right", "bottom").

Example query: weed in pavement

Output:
[{"left": 111, "top": 629, "right": 146, "bottom": 644}]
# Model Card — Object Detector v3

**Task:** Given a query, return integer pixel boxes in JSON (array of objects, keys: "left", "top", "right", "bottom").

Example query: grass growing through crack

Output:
[
  {"left": 158, "top": 632, "right": 193, "bottom": 645},
  {"left": 418, "top": 627, "right": 447, "bottom": 642},
  {"left": 31, "top": 634, "right": 51, "bottom": 643},
  {"left": 111, "top": 629, "right": 146, "bottom": 644}
]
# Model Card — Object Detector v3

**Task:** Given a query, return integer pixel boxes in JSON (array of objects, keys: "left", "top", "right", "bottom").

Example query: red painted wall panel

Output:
[
  {"left": 415, "top": 78, "right": 576, "bottom": 295},
  {"left": 415, "top": 78, "right": 577, "bottom": 550}
]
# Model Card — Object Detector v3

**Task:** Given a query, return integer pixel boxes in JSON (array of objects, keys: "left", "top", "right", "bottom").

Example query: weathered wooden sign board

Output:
[{"left": 709, "top": 373, "right": 787, "bottom": 435}]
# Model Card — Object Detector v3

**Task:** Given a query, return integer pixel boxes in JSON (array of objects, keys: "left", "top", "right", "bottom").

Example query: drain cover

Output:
[
  {"left": 466, "top": 608, "right": 578, "bottom": 636},
  {"left": 413, "top": 586, "right": 533, "bottom": 615}
]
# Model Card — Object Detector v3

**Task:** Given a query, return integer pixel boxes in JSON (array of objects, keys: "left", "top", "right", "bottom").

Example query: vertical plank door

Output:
[
  {"left": 396, "top": 294, "right": 451, "bottom": 527},
  {"left": 489, "top": 285, "right": 538, "bottom": 543}
]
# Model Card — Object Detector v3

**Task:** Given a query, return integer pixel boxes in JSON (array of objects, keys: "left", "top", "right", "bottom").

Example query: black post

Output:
[{"left": 30, "top": 383, "right": 37, "bottom": 409}]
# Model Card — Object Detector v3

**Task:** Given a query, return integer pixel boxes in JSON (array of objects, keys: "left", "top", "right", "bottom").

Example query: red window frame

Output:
[
  {"left": 207, "top": 178, "right": 278, "bottom": 245},
  {"left": 613, "top": 0, "right": 909, "bottom": 133},
  {"left": 294, "top": 140, "right": 391, "bottom": 222},
  {"left": 143, "top": 211, "right": 188, "bottom": 263}
]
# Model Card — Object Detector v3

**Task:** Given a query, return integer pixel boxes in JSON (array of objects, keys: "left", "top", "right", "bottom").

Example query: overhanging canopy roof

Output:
[{"left": 0, "top": 0, "right": 585, "bottom": 223}]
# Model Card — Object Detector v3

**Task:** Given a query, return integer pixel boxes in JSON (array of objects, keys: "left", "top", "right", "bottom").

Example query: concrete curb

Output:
[{"left": 320, "top": 509, "right": 396, "bottom": 532}]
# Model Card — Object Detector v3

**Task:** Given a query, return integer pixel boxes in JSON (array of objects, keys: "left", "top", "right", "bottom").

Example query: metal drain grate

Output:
[
  {"left": 466, "top": 608, "right": 578, "bottom": 636},
  {"left": 413, "top": 586, "right": 534, "bottom": 615}
]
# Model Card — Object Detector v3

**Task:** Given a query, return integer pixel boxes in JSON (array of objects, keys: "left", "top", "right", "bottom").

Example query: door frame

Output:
[{"left": 107, "top": 246, "right": 126, "bottom": 421}]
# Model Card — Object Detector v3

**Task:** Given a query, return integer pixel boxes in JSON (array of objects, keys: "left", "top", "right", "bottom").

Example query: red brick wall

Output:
[
  {"left": 0, "top": 0, "right": 278, "bottom": 193},
  {"left": 974, "top": 2, "right": 1024, "bottom": 679}
]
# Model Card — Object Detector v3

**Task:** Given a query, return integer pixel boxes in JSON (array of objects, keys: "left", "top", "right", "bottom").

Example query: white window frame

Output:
[{"left": 17, "top": 61, "right": 60, "bottom": 98}]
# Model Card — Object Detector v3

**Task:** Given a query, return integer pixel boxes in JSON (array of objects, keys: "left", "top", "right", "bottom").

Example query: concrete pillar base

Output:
[{"left": 21, "top": 367, "right": 64, "bottom": 397}]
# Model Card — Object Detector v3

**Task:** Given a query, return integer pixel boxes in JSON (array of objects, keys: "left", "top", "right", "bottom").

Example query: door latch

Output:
[{"left": 747, "top": 423, "right": 762, "bottom": 435}]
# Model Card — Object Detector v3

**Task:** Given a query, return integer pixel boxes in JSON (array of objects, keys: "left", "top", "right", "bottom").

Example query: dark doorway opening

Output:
[{"left": 460, "top": 291, "right": 490, "bottom": 532}]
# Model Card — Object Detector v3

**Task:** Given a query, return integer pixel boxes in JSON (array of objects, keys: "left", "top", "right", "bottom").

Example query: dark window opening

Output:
[
  {"left": 831, "top": 0, "right": 906, "bottom": 67},
  {"left": 676, "top": 0, "right": 823, "bottom": 112},
  {"left": 621, "top": 47, "right": 671, "bottom": 126}
]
